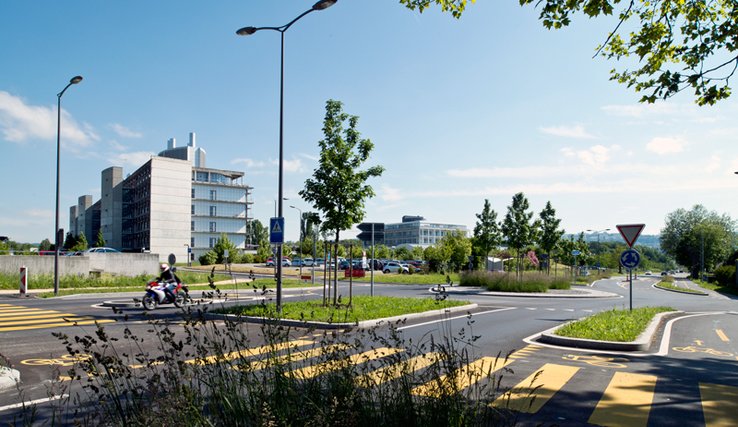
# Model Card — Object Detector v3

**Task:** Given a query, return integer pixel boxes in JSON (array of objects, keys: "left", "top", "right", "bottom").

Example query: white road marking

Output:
[{"left": 397, "top": 307, "right": 516, "bottom": 331}]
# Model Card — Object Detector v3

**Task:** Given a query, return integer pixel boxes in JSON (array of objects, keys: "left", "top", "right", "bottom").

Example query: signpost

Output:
[
  {"left": 617, "top": 224, "right": 645, "bottom": 311},
  {"left": 571, "top": 250, "right": 581, "bottom": 278}
]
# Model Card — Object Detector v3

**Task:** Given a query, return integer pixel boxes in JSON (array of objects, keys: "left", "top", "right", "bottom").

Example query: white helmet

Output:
[{"left": 160, "top": 263, "right": 169, "bottom": 272}]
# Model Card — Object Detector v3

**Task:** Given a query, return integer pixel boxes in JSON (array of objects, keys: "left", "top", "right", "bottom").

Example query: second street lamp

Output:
[
  {"left": 237, "top": 0, "right": 337, "bottom": 312},
  {"left": 54, "top": 75, "right": 83, "bottom": 297}
]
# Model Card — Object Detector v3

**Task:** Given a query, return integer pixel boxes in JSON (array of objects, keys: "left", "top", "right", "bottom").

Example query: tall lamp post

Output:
[
  {"left": 586, "top": 228, "right": 611, "bottom": 269},
  {"left": 54, "top": 75, "right": 83, "bottom": 297},
  {"left": 237, "top": 0, "right": 337, "bottom": 312},
  {"left": 290, "top": 205, "right": 303, "bottom": 280}
]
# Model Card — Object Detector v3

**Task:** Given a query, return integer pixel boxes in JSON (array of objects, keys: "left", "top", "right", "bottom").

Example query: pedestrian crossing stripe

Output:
[
  {"left": 0, "top": 304, "right": 114, "bottom": 332},
  {"left": 491, "top": 363, "right": 579, "bottom": 413},
  {"left": 700, "top": 382, "right": 738, "bottom": 427},
  {"left": 412, "top": 356, "right": 514, "bottom": 397},
  {"left": 588, "top": 371, "right": 657, "bottom": 427},
  {"left": 356, "top": 352, "right": 441, "bottom": 387},
  {"left": 290, "top": 347, "right": 404, "bottom": 380},
  {"left": 508, "top": 344, "right": 544, "bottom": 360},
  {"left": 184, "top": 339, "right": 314, "bottom": 366}
]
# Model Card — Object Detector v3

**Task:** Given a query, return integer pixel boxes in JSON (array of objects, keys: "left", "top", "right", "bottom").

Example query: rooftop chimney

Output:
[
  {"left": 189, "top": 132, "right": 196, "bottom": 147},
  {"left": 167, "top": 138, "right": 176, "bottom": 150}
]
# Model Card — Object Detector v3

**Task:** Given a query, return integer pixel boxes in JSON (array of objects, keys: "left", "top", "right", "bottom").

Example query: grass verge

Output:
[
  {"left": 693, "top": 279, "right": 738, "bottom": 297},
  {"left": 654, "top": 281, "right": 707, "bottom": 295},
  {"left": 215, "top": 295, "right": 469, "bottom": 323},
  {"left": 555, "top": 306, "right": 674, "bottom": 342}
]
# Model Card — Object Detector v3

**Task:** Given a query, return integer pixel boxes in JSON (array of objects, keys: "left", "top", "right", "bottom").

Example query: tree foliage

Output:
[
  {"left": 95, "top": 229, "right": 106, "bottom": 248},
  {"left": 472, "top": 199, "right": 502, "bottom": 265},
  {"left": 401, "top": 0, "right": 737, "bottom": 105},
  {"left": 501, "top": 192, "right": 534, "bottom": 277},
  {"left": 661, "top": 204, "right": 736, "bottom": 275},
  {"left": 537, "top": 201, "right": 565, "bottom": 273}
]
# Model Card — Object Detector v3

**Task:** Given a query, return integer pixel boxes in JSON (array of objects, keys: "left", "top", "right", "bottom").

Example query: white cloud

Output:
[
  {"left": 646, "top": 137, "right": 686, "bottom": 155},
  {"left": 110, "top": 123, "right": 142, "bottom": 138},
  {"left": 601, "top": 103, "right": 679, "bottom": 118},
  {"left": 232, "top": 158, "right": 266, "bottom": 168},
  {"left": 539, "top": 124, "right": 595, "bottom": 139},
  {"left": 110, "top": 151, "right": 154, "bottom": 168},
  {"left": 447, "top": 166, "right": 571, "bottom": 179},
  {"left": 0, "top": 91, "right": 96, "bottom": 146},
  {"left": 561, "top": 144, "right": 612, "bottom": 167},
  {"left": 271, "top": 158, "right": 304, "bottom": 173},
  {"left": 705, "top": 155, "right": 721, "bottom": 173},
  {"left": 379, "top": 185, "right": 403, "bottom": 202}
]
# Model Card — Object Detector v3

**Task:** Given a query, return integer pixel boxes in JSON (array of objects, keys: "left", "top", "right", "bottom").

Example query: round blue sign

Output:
[{"left": 620, "top": 249, "right": 641, "bottom": 269}]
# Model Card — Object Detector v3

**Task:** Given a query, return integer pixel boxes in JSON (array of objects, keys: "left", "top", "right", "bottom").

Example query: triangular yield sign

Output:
[{"left": 616, "top": 224, "right": 645, "bottom": 247}]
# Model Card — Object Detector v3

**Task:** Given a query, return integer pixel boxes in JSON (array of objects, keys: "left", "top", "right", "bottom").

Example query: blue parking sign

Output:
[{"left": 270, "top": 217, "right": 284, "bottom": 244}]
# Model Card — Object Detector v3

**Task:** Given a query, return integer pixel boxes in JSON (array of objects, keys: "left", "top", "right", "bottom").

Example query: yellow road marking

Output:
[
  {"left": 184, "top": 339, "right": 313, "bottom": 366},
  {"left": 356, "top": 352, "right": 441, "bottom": 387},
  {"left": 588, "top": 372, "right": 657, "bottom": 427},
  {"left": 715, "top": 329, "right": 730, "bottom": 342},
  {"left": 0, "top": 319, "right": 114, "bottom": 332},
  {"left": 239, "top": 343, "right": 350, "bottom": 372},
  {"left": 491, "top": 363, "right": 579, "bottom": 413},
  {"left": 700, "top": 382, "right": 738, "bottom": 427},
  {"left": 0, "top": 313, "right": 81, "bottom": 321},
  {"left": 0, "top": 307, "right": 51, "bottom": 312},
  {"left": 695, "top": 339, "right": 704, "bottom": 346},
  {"left": 508, "top": 345, "right": 543, "bottom": 360},
  {"left": 412, "top": 356, "right": 514, "bottom": 397},
  {"left": 0, "top": 317, "right": 96, "bottom": 327},
  {"left": 290, "top": 347, "right": 403, "bottom": 380}
]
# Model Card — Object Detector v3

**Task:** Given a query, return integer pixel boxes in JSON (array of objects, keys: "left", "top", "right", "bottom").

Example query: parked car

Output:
[
  {"left": 383, "top": 261, "right": 409, "bottom": 274},
  {"left": 301, "top": 257, "right": 314, "bottom": 266},
  {"left": 84, "top": 247, "right": 120, "bottom": 254},
  {"left": 266, "top": 257, "right": 291, "bottom": 267}
]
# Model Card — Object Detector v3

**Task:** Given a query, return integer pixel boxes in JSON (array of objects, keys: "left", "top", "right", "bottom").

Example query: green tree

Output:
[
  {"left": 660, "top": 205, "right": 736, "bottom": 276},
  {"left": 400, "top": 0, "right": 737, "bottom": 105},
  {"left": 472, "top": 199, "right": 501, "bottom": 269},
  {"left": 95, "top": 229, "right": 106, "bottom": 248},
  {"left": 213, "top": 233, "right": 239, "bottom": 264},
  {"left": 38, "top": 238, "right": 53, "bottom": 251},
  {"left": 62, "top": 232, "right": 77, "bottom": 251},
  {"left": 442, "top": 230, "right": 473, "bottom": 272},
  {"left": 394, "top": 246, "right": 411, "bottom": 260},
  {"left": 71, "top": 233, "right": 88, "bottom": 252},
  {"left": 300, "top": 99, "right": 384, "bottom": 304},
  {"left": 249, "top": 219, "right": 269, "bottom": 247},
  {"left": 537, "top": 201, "right": 565, "bottom": 274},
  {"left": 501, "top": 192, "right": 534, "bottom": 279}
]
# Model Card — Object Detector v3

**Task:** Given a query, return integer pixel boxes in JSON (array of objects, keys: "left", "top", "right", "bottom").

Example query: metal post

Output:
[
  {"left": 629, "top": 268, "right": 633, "bottom": 311},
  {"left": 370, "top": 222, "right": 375, "bottom": 296}
]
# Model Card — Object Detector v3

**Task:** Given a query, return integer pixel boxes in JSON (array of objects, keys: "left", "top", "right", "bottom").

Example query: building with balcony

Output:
[
  {"left": 379, "top": 215, "right": 468, "bottom": 248},
  {"left": 70, "top": 132, "right": 253, "bottom": 261}
]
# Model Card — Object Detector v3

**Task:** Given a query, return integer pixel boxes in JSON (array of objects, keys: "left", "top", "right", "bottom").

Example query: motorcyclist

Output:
[{"left": 157, "top": 263, "right": 180, "bottom": 302}]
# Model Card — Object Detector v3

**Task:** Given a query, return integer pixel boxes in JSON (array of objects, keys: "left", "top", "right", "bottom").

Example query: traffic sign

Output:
[
  {"left": 617, "top": 224, "right": 645, "bottom": 248},
  {"left": 571, "top": 250, "right": 581, "bottom": 256},
  {"left": 620, "top": 249, "right": 641, "bottom": 269},
  {"left": 270, "top": 217, "right": 284, "bottom": 244}
]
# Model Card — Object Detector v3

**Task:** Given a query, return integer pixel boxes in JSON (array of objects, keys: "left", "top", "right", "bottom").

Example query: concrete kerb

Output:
[
  {"left": 0, "top": 366, "right": 20, "bottom": 391},
  {"left": 537, "top": 311, "right": 680, "bottom": 352},
  {"left": 440, "top": 286, "right": 619, "bottom": 299},
  {"left": 204, "top": 303, "right": 478, "bottom": 330}
]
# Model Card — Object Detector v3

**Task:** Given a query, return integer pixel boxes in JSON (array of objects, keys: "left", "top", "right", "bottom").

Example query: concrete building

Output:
[
  {"left": 70, "top": 132, "right": 253, "bottom": 261},
  {"left": 382, "top": 215, "right": 468, "bottom": 248}
]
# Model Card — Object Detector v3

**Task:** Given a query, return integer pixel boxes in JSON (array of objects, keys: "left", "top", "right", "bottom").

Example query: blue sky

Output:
[{"left": 2, "top": 1, "right": 738, "bottom": 244}]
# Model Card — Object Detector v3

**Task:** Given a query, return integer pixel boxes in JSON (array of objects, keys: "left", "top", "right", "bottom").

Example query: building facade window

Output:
[
  {"left": 209, "top": 205, "right": 216, "bottom": 217},
  {"left": 191, "top": 237, "right": 195, "bottom": 248},
  {"left": 209, "top": 222, "right": 216, "bottom": 232},
  {"left": 209, "top": 237, "right": 217, "bottom": 248},
  {"left": 191, "top": 221, "right": 195, "bottom": 231},
  {"left": 210, "top": 189, "right": 217, "bottom": 201},
  {"left": 191, "top": 205, "right": 195, "bottom": 214}
]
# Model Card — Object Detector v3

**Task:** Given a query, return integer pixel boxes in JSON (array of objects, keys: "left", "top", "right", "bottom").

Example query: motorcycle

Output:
[{"left": 141, "top": 279, "right": 190, "bottom": 310}]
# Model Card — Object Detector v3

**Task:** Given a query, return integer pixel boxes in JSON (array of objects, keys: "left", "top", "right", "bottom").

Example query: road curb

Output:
[
  {"left": 443, "top": 286, "right": 619, "bottom": 299},
  {"left": 537, "top": 311, "right": 679, "bottom": 351},
  {"left": 0, "top": 367, "right": 20, "bottom": 391},
  {"left": 653, "top": 283, "right": 709, "bottom": 296},
  {"left": 204, "top": 303, "right": 479, "bottom": 330}
]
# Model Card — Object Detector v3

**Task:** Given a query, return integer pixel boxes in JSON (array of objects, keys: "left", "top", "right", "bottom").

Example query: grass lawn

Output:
[
  {"left": 215, "top": 295, "right": 470, "bottom": 323},
  {"left": 693, "top": 279, "right": 738, "bottom": 297},
  {"left": 655, "top": 281, "right": 707, "bottom": 295},
  {"left": 555, "top": 306, "right": 674, "bottom": 342}
]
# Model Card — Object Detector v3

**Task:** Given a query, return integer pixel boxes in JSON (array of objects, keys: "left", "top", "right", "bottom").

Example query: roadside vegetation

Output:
[
  {"left": 10, "top": 293, "right": 519, "bottom": 426},
  {"left": 216, "top": 295, "right": 468, "bottom": 323},
  {"left": 555, "top": 306, "right": 674, "bottom": 342},
  {"left": 459, "top": 271, "right": 570, "bottom": 293}
]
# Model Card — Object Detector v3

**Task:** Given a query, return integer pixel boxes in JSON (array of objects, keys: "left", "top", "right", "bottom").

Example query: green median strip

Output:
[
  {"left": 654, "top": 282, "right": 707, "bottom": 295},
  {"left": 555, "top": 306, "right": 674, "bottom": 342}
]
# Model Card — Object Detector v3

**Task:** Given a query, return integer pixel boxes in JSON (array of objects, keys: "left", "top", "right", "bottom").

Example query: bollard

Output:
[{"left": 20, "top": 266, "right": 27, "bottom": 296}]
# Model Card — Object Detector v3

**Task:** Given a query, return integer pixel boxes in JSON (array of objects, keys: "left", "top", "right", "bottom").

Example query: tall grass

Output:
[
  {"left": 459, "top": 271, "right": 570, "bottom": 293},
  {"left": 0, "top": 271, "right": 230, "bottom": 290},
  {"left": 10, "top": 300, "right": 520, "bottom": 427}
]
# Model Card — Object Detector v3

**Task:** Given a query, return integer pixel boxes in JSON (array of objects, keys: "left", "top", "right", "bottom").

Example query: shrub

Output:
[
  {"left": 459, "top": 271, "right": 570, "bottom": 292},
  {"left": 241, "top": 253, "right": 255, "bottom": 264},
  {"left": 713, "top": 265, "right": 736, "bottom": 287},
  {"left": 199, "top": 250, "right": 217, "bottom": 266}
]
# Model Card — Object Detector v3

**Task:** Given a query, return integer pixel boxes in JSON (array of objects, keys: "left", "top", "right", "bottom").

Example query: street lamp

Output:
[
  {"left": 54, "top": 75, "right": 83, "bottom": 297},
  {"left": 290, "top": 205, "right": 303, "bottom": 280},
  {"left": 237, "top": 0, "right": 337, "bottom": 312},
  {"left": 586, "top": 228, "right": 611, "bottom": 269}
]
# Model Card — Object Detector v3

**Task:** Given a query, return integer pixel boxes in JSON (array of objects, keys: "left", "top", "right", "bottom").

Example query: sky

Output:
[{"left": 2, "top": 1, "right": 738, "bottom": 244}]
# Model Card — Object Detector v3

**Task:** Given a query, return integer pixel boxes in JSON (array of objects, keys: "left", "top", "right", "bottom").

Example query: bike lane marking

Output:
[
  {"left": 411, "top": 356, "right": 514, "bottom": 397},
  {"left": 715, "top": 328, "right": 729, "bottom": 342}
]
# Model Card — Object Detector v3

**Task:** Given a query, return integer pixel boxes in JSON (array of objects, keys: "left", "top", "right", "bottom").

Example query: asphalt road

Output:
[{"left": 1, "top": 275, "right": 736, "bottom": 426}]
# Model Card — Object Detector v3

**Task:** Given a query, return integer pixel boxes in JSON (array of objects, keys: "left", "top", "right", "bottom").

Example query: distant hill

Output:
[{"left": 565, "top": 233, "right": 661, "bottom": 249}]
